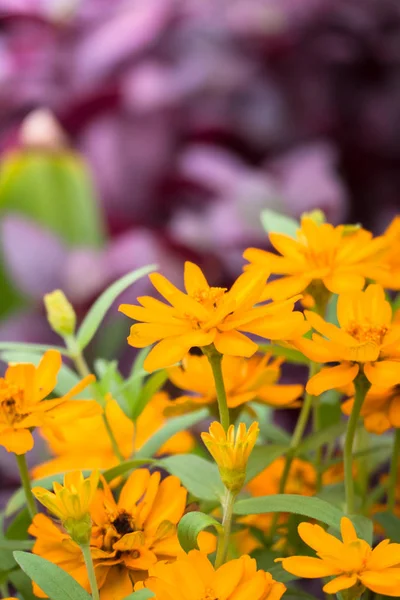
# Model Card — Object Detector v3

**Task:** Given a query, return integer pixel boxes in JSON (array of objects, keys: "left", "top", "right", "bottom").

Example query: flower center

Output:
[
  {"left": 200, "top": 588, "right": 218, "bottom": 600},
  {"left": 346, "top": 322, "right": 388, "bottom": 346},
  {"left": 190, "top": 287, "right": 227, "bottom": 311},
  {"left": 112, "top": 511, "right": 135, "bottom": 536},
  {"left": 0, "top": 381, "right": 26, "bottom": 425}
]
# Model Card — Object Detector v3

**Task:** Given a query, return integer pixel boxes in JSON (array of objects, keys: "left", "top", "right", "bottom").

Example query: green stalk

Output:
[
  {"left": 202, "top": 345, "right": 230, "bottom": 431},
  {"left": 15, "top": 453, "right": 37, "bottom": 519},
  {"left": 80, "top": 544, "right": 100, "bottom": 600},
  {"left": 66, "top": 336, "right": 124, "bottom": 463},
  {"left": 214, "top": 489, "right": 235, "bottom": 568},
  {"left": 268, "top": 361, "right": 318, "bottom": 542},
  {"left": 344, "top": 374, "right": 370, "bottom": 514},
  {"left": 387, "top": 428, "right": 400, "bottom": 512}
]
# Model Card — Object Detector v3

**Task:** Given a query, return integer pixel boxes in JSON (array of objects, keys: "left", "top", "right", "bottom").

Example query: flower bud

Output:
[
  {"left": 44, "top": 289, "right": 76, "bottom": 337},
  {"left": 20, "top": 108, "right": 67, "bottom": 152},
  {"left": 201, "top": 422, "right": 259, "bottom": 494}
]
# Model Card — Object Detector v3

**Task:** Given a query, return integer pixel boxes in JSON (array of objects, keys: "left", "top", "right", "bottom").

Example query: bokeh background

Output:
[{"left": 2, "top": 0, "right": 400, "bottom": 352}]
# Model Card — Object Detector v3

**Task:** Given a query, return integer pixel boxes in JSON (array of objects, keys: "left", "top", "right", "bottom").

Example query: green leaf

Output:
[
  {"left": 131, "top": 369, "right": 168, "bottom": 421},
  {"left": 373, "top": 512, "right": 400, "bottom": 543},
  {"left": 13, "top": 551, "right": 92, "bottom": 600},
  {"left": 103, "top": 459, "right": 156, "bottom": 483},
  {"left": 159, "top": 455, "right": 224, "bottom": 501},
  {"left": 0, "top": 342, "right": 67, "bottom": 355},
  {"left": 348, "top": 515, "right": 373, "bottom": 545},
  {"left": 261, "top": 209, "right": 299, "bottom": 238},
  {"left": 245, "top": 445, "right": 287, "bottom": 483},
  {"left": 0, "top": 539, "right": 33, "bottom": 550},
  {"left": 233, "top": 494, "right": 343, "bottom": 530},
  {"left": 177, "top": 512, "right": 222, "bottom": 552},
  {"left": 0, "top": 151, "right": 104, "bottom": 247},
  {"left": 9, "top": 568, "right": 38, "bottom": 600},
  {"left": 6, "top": 508, "right": 31, "bottom": 541},
  {"left": 76, "top": 264, "right": 157, "bottom": 350},
  {"left": 259, "top": 343, "right": 309, "bottom": 365},
  {"left": 298, "top": 421, "right": 347, "bottom": 454},
  {"left": 122, "top": 591, "right": 154, "bottom": 600},
  {"left": 137, "top": 409, "right": 208, "bottom": 459}
]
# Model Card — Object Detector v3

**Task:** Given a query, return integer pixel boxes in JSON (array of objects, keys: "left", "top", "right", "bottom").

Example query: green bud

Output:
[
  {"left": 64, "top": 514, "right": 92, "bottom": 545},
  {"left": 44, "top": 289, "right": 76, "bottom": 337}
]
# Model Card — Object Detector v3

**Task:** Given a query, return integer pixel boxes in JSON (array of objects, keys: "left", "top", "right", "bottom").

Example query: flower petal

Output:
[
  {"left": 278, "top": 556, "right": 339, "bottom": 578},
  {"left": 323, "top": 574, "right": 358, "bottom": 594},
  {"left": 306, "top": 363, "right": 359, "bottom": 396},
  {"left": 364, "top": 361, "right": 400, "bottom": 387}
]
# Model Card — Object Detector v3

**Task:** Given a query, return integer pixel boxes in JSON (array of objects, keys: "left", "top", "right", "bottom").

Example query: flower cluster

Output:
[{"left": 3, "top": 211, "right": 400, "bottom": 600}]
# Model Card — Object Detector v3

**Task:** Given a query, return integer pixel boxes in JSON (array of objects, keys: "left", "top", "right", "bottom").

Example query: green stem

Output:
[
  {"left": 202, "top": 345, "right": 230, "bottom": 431},
  {"left": 80, "top": 544, "right": 100, "bottom": 600},
  {"left": 387, "top": 428, "right": 400, "bottom": 512},
  {"left": 215, "top": 489, "right": 235, "bottom": 568},
  {"left": 15, "top": 453, "right": 37, "bottom": 519},
  {"left": 66, "top": 336, "right": 124, "bottom": 463},
  {"left": 268, "top": 361, "right": 318, "bottom": 543},
  {"left": 344, "top": 374, "right": 370, "bottom": 514}
]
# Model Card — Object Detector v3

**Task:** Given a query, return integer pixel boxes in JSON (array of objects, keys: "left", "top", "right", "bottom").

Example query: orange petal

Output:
[
  {"left": 306, "top": 363, "right": 359, "bottom": 396},
  {"left": 364, "top": 361, "right": 400, "bottom": 387}
]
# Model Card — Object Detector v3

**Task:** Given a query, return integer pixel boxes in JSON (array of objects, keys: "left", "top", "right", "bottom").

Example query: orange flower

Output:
[
  {"left": 119, "top": 261, "right": 308, "bottom": 372},
  {"left": 136, "top": 549, "right": 286, "bottom": 600},
  {"left": 342, "top": 384, "right": 400, "bottom": 434},
  {"left": 243, "top": 216, "right": 387, "bottom": 300},
  {"left": 0, "top": 350, "right": 97, "bottom": 454},
  {"left": 165, "top": 353, "right": 303, "bottom": 415},
  {"left": 29, "top": 469, "right": 213, "bottom": 600},
  {"left": 379, "top": 216, "right": 400, "bottom": 290},
  {"left": 33, "top": 393, "right": 194, "bottom": 479},
  {"left": 296, "top": 284, "right": 400, "bottom": 395},
  {"left": 248, "top": 456, "right": 316, "bottom": 498},
  {"left": 277, "top": 517, "right": 400, "bottom": 597}
]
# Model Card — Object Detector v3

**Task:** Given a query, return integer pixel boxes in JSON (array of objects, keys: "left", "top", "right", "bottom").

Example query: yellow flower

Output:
[
  {"left": 33, "top": 393, "right": 194, "bottom": 479},
  {"left": 33, "top": 471, "right": 99, "bottom": 544},
  {"left": 379, "top": 216, "right": 400, "bottom": 290},
  {"left": 243, "top": 216, "right": 387, "bottom": 300},
  {"left": 0, "top": 350, "right": 97, "bottom": 455},
  {"left": 201, "top": 422, "right": 259, "bottom": 493},
  {"left": 136, "top": 549, "right": 286, "bottom": 600},
  {"left": 29, "top": 469, "right": 214, "bottom": 600},
  {"left": 296, "top": 284, "right": 400, "bottom": 395},
  {"left": 44, "top": 289, "right": 76, "bottom": 337},
  {"left": 277, "top": 517, "right": 400, "bottom": 597},
  {"left": 342, "top": 384, "right": 400, "bottom": 434},
  {"left": 119, "top": 261, "right": 308, "bottom": 372},
  {"left": 165, "top": 353, "right": 303, "bottom": 415}
]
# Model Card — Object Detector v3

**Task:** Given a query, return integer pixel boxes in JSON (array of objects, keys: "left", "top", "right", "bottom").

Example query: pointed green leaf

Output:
[
  {"left": 103, "top": 459, "right": 156, "bottom": 483},
  {"left": 14, "top": 551, "right": 92, "bottom": 600},
  {"left": 261, "top": 209, "right": 299, "bottom": 238},
  {"left": 178, "top": 512, "right": 222, "bottom": 552},
  {"left": 159, "top": 454, "right": 224, "bottom": 501},
  {"left": 122, "top": 591, "right": 154, "bottom": 600},
  {"left": 76, "top": 264, "right": 156, "bottom": 350}
]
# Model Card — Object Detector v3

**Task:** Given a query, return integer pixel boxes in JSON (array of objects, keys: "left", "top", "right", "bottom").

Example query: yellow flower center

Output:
[
  {"left": 0, "top": 381, "right": 26, "bottom": 425},
  {"left": 200, "top": 588, "right": 218, "bottom": 600},
  {"left": 190, "top": 287, "right": 227, "bottom": 311},
  {"left": 346, "top": 322, "right": 388, "bottom": 346}
]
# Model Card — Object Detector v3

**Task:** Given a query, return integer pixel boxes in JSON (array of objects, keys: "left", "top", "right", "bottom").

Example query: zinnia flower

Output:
[
  {"left": 119, "top": 261, "right": 308, "bottom": 372},
  {"left": 243, "top": 216, "right": 387, "bottom": 300},
  {"left": 165, "top": 353, "right": 303, "bottom": 415},
  {"left": 342, "top": 384, "right": 400, "bottom": 434},
  {"left": 201, "top": 421, "right": 259, "bottom": 493},
  {"left": 33, "top": 471, "right": 99, "bottom": 544},
  {"left": 296, "top": 284, "right": 400, "bottom": 395},
  {"left": 136, "top": 549, "right": 286, "bottom": 600},
  {"left": 33, "top": 393, "right": 194, "bottom": 478},
  {"left": 379, "top": 216, "right": 400, "bottom": 290},
  {"left": 277, "top": 517, "right": 400, "bottom": 597},
  {"left": 29, "top": 469, "right": 212, "bottom": 599},
  {"left": 0, "top": 349, "right": 97, "bottom": 454}
]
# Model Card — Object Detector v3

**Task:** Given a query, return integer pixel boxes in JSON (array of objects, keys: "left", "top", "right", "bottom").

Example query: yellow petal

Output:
[
  {"left": 214, "top": 330, "right": 258, "bottom": 357},
  {"left": 340, "top": 517, "right": 357, "bottom": 544},
  {"left": 323, "top": 574, "right": 358, "bottom": 594},
  {"left": 364, "top": 361, "right": 400, "bottom": 387},
  {"left": 278, "top": 556, "right": 339, "bottom": 578},
  {"left": 306, "top": 363, "right": 359, "bottom": 396},
  {"left": 184, "top": 262, "right": 210, "bottom": 295}
]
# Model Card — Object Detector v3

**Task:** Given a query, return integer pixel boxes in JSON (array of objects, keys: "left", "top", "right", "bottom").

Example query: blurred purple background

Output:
[{"left": 1, "top": 0, "right": 400, "bottom": 347}]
